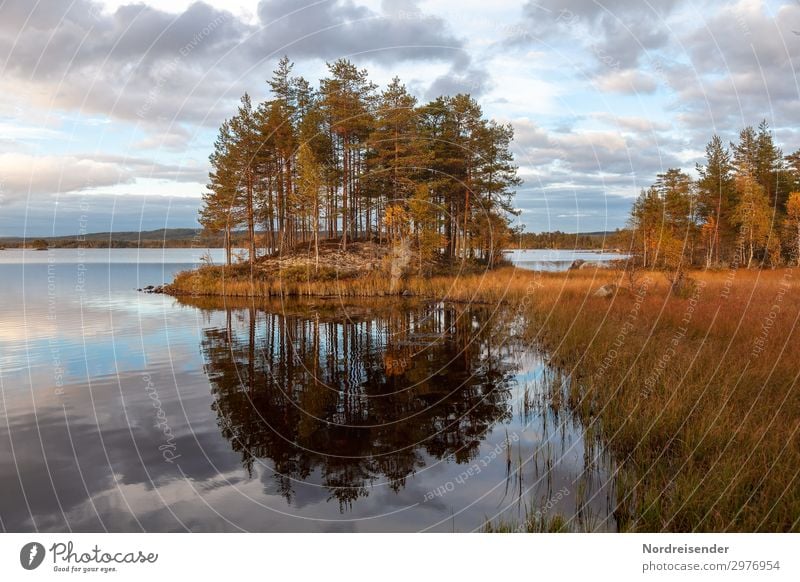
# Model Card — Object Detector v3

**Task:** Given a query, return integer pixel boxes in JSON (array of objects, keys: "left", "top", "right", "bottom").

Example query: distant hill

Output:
[
  {"left": 0, "top": 227, "right": 633, "bottom": 250},
  {"left": 0, "top": 228, "right": 223, "bottom": 248}
]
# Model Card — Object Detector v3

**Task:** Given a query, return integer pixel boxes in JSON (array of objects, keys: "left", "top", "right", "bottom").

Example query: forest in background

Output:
[
  {"left": 0, "top": 228, "right": 623, "bottom": 250},
  {"left": 507, "top": 230, "right": 629, "bottom": 250},
  {"left": 629, "top": 121, "right": 800, "bottom": 277}
]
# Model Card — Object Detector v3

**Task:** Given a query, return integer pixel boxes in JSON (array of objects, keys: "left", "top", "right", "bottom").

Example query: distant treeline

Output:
[
  {"left": 1, "top": 240, "right": 213, "bottom": 249},
  {"left": 630, "top": 121, "right": 800, "bottom": 270},
  {"left": 509, "top": 229, "right": 631, "bottom": 250},
  {"left": 1, "top": 228, "right": 630, "bottom": 251}
]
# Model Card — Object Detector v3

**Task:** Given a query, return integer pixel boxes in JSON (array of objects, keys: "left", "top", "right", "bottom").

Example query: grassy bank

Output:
[
  {"left": 166, "top": 260, "right": 531, "bottom": 301},
  {"left": 169, "top": 262, "right": 799, "bottom": 531},
  {"left": 513, "top": 267, "right": 799, "bottom": 532}
]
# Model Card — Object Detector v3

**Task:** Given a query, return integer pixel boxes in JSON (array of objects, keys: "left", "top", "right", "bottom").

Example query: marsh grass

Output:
[
  {"left": 484, "top": 511, "right": 571, "bottom": 533},
  {"left": 517, "top": 267, "right": 800, "bottom": 532}
]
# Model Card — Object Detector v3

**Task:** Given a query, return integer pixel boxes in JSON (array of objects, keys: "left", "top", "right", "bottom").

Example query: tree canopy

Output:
[
  {"left": 200, "top": 56, "right": 520, "bottom": 272},
  {"left": 629, "top": 121, "right": 800, "bottom": 272}
]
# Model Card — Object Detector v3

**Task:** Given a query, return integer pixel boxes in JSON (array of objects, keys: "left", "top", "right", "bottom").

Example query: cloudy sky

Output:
[{"left": 0, "top": 0, "right": 798, "bottom": 236}]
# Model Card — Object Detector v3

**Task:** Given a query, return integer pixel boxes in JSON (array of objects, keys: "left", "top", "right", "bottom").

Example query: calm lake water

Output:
[
  {"left": 0, "top": 249, "right": 616, "bottom": 532},
  {"left": 505, "top": 249, "right": 628, "bottom": 271}
]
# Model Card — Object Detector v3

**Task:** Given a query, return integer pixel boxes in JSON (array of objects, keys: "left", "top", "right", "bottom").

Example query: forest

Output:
[
  {"left": 199, "top": 57, "right": 520, "bottom": 274},
  {"left": 508, "top": 229, "right": 629, "bottom": 250},
  {"left": 629, "top": 121, "right": 800, "bottom": 275}
]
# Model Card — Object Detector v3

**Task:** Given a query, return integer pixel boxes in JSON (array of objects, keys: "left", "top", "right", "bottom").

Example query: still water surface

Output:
[
  {"left": 0, "top": 249, "right": 616, "bottom": 531},
  {"left": 504, "top": 249, "right": 628, "bottom": 271}
]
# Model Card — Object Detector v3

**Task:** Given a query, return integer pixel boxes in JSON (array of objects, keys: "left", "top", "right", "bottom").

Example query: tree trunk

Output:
[
  {"left": 266, "top": 186, "right": 274, "bottom": 255},
  {"left": 224, "top": 225, "right": 231, "bottom": 266},
  {"left": 463, "top": 188, "right": 470, "bottom": 260},
  {"left": 314, "top": 202, "right": 320, "bottom": 272},
  {"left": 342, "top": 134, "right": 348, "bottom": 250},
  {"left": 246, "top": 170, "right": 256, "bottom": 278}
]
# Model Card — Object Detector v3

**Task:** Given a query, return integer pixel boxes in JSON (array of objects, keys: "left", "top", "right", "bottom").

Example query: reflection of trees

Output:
[{"left": 201, "top": 301, "right": 516, "bottom": 509}]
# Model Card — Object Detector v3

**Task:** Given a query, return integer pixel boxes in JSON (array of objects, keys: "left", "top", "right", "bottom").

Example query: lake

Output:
[
  {"left": 0, "top": 249, "right": 616, "bottom": 532},
  {"left": 505, "top": 249, "right": 628, "bottom": 271}
]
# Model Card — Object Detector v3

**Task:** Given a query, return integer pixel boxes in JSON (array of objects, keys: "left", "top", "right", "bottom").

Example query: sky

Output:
[{"left": 0, "top": 0, "right": 798, "bottom": 236}]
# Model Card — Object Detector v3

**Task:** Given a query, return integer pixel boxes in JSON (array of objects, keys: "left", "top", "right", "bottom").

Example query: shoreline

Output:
[{"left": 164, "top": 264, "right": 530, "bottom": 300}]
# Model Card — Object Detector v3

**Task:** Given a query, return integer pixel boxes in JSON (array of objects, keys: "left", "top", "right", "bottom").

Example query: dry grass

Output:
[
  {"left": 517, "top": 267, "right": 800, "bottom": 532},
  {"left": 170, "top": 262, "right": 800, "bottom": 531},
  {"left": 166, "top": 261, "right": 532, "bottom": 300}
]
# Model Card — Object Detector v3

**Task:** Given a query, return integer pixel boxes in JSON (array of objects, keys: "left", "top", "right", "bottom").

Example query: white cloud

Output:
[
  {"left": 2, "top": 0, "right": 798, "bottom": 234},
  {"left": 0, "top": 152, "right": 206, "bottom": 203},
  {"left": 0, "top": 153, "right": 132, "bottom": 200},
  {"left": 590, "top": 113, "right": 671, "bottom": 132},
  {"left": 594, "top": 69, "right": 659, "bottom": 94}
]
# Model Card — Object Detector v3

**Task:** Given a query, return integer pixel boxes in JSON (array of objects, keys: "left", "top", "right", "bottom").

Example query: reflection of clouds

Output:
[
  {"left": 0, "top": 255, "right": 615, "bottom": 531},
  {"left": 0, "top": 304, "right": 198, "bottom": 386},
  {"left": 0, "top": 258, "right": 201, "bottom": 356},
  {"left": 0, "top": 370, "right": 247, "bottom": 531},
  {"left": 2, "top": 390, "right": 480, "bottom": 531}
]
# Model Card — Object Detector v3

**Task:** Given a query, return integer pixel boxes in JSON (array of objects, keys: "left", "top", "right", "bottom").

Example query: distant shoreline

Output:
[{"left": 0, "top": 227, "right": 629, "bottom": 251}]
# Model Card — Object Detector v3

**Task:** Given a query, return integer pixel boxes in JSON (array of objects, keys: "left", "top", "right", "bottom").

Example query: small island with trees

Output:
[{"left": 168, "top": 57, "right": 520, "bottom": 297}]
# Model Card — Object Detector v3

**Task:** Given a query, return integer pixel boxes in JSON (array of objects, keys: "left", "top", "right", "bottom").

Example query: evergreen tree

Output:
[
  {"left": 755, "top": 120, "right": 785, "bottom": 210},
  {"left": 295, "top": 143, "right": 324, "bottom": 270},
  {"left": 627, "top": 123, "right": 795, "bottom": 269},
  {"left": 786, "top": 149, "right": 800, "bottom": 193},
  {"left": 365, "top": 77, "right": 425, "bottom": 242},
  {"left": 696, "top": 135, "right": 736, "bottom": 266},
  {"left": 732, "top": 126, "right": 759, "bottom": 178},
  {"left": 785, "top": 192, "right": 800, "bottom": 265},
  {"left": 228, "top": 93, "right": 261, "bottom": 274},
  {"left": 201, "top": 119, "right": 239, "bottom": 266},
  {"left": 320, "top": 59, "right": 377, "bottom": 249}
]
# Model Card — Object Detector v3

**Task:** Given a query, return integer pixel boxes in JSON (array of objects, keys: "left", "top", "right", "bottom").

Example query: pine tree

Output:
[
  {"left": 320, "top": 59, "right": 376, "bottom": 249},
  {"left": 418, "top": 97, "right": 461, "bottom": 257},
  {"left": 201, "top": 119, "right": 239, "bottom": 266},
  {"left": 696, "top": 135, "right": 735, "bottom": 266},
  {"left": 199, "top": 57, "right": 519, "bottom": 275},
  {"left": 628, "top": 124, "right": 795, "bottom": 268},
  {"left": 755, "top": 120, "right": 785, "bottom": 210},
  {"left": 655, "top": 168, "right": 695, "bottom": 267},
  {"left": 785, "top": 192, "right": 800, "bottom": 265},
  {"left": 295, "top": 143, "right": 324, "bottom": 270},
  {"left": 365, "top": 77, "right": 425, "bottom": 242},
  {"left": 472, "top": 120, "right": 521, "bottom": 264},
  {"left": 229, "top": 93, "right": 261, "bottom": 274},
  {"left": 732, "top": 126, "right": 759, "bottom": 178}
]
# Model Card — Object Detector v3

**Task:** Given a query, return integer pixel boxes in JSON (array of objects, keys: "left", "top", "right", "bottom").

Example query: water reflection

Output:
[
  {"left": 199, "top": 301, "right": 517, "bottom": 510},
  {"left": 0, "top": 251, "right": 617, "bottom": 531}
]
